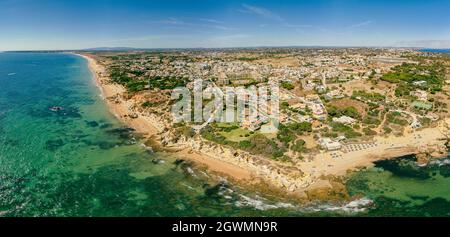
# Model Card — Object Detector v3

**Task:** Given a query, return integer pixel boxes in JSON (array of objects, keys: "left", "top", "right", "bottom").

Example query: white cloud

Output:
[
  {"left": 283, "top": 23, "right": 313, "bottom": 28},
  {"left": 153, "top": 17, "right": 235, "bottom": 31},
  {"left": 198, "top": 18, "right": 224, "bottom": 24},
  {"left": 239, "top": 4, "right": 283, "bottom": 21},
  {"left": 157, "top": 17, "right": 185, "bottom": 25},
  {"left": 347, "top": 20, "right": 373, "bottom": 29}
]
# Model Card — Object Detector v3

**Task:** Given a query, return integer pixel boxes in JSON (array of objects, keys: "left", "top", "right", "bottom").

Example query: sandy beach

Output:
[
  {"left": 302, "top": 124, "right": 449, "bottom": 179},
  {"left": 79, "top": 53, "right": 255, "bottom": 181},
  {"left": 79, "top": 53, "right": 450, "bottom": 196}
]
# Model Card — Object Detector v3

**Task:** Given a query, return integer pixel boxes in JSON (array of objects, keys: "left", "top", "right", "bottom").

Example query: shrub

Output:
[
  {"left": 291, "top": 139, "right": 306, "bottom": 152},
  {"left": 281, "top": 82, "right": 295, "bottom": 90}
]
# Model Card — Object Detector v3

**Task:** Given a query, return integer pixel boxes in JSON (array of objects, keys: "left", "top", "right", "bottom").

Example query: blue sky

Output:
[{"left": 1, "top": 0, "right": 450, "bottom": 50}]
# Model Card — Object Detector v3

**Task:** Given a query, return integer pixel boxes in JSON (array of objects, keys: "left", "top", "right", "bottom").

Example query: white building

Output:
[
  {"left": 319, "top": 138, "right": 342, "bottom": 151},
  {"left": 412, "top": 80, "right": 427, "bottom": 87},
  {"left": 332, "top": 116, "right": 357, "bottom": 125}
]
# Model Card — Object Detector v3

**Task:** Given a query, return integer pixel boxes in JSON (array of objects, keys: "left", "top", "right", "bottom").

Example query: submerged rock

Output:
[
  {"left": 85, "top": 120, "right": 99, "bottom": 127},
  {"left": 45, "top": 139, "right": 64, "bottom": 151}
]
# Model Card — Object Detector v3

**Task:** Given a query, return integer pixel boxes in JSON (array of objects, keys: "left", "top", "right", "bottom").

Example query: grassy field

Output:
[{"left": 220, "top": 128, "right": 253, "bottom": 142}]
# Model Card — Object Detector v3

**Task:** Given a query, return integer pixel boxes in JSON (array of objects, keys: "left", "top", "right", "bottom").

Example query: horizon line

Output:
[{"left": 3, "top": 45, "right": 448, "bottom": 53}]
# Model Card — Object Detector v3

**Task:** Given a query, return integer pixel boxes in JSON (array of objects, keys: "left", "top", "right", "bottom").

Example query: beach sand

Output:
[
  {"left": 79, "top": 53, "right": 254, "bottom": 182},
  {"left": 301, "top": 121, "right": 449, "bottom": 181}
]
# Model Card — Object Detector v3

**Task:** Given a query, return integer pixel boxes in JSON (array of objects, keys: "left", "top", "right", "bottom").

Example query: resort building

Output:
[{"left": 318, "top": 138, "right": 343, "bottom": 151}]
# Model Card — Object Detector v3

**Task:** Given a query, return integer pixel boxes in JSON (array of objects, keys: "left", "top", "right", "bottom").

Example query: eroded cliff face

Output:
[
  {"left": 127, "top": 95, "right": 450, "bottom": 201},
  {"left": 126, "top": 92, "right": 317, "bottom": 196},
  {"left": 159, "top": 130, "right": 311, "bottom": 193},
  {"left": 416, "top": 143, "right": 449, "bottom": 165}
]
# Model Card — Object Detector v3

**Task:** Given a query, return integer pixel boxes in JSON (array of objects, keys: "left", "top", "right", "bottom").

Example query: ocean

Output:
[
  {"left": 419, "top": 49, "right": 450, "bottom": 54},
  {"left": 0, "top": 52, "right": 449, "bottom": 216}
]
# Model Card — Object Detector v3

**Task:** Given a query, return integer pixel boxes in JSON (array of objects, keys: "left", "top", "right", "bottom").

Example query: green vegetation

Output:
[
  {"left": 200, "top": 124, "right": 285, "bottom": 159},
  {"left": 238, "top": 57, "right": 259, "bottom": 61},
  {"left": 201, "top": 125, "right": 230, "bottom": 145},
  {"left": 126, "top": 80, "right": 148, "bottom": 92},
  {"left": 394, "top": 83, "right": 414, "bottom": 97},
  {"left": 363, "top": 127, "right": 377, "bottom": 136},
  {"left": 244, "top": 134, "right": 286, "bottom": 159},
  {"left": 174, "top": 125, "right": 196, "bottom": 138},
  {"left": 277, "top": 122, "right": 312, "bottom": 145},
  {"left": 220, "top": 128, "right": 252, "bottom": 142},
  {"left": 291, "top": 139, "right": 307, "bottom": 152},
  {"left": 327, "top": 106, "right": 361, "bottom": 119},
  {"left": 281, "top": 82, "right": 295, "bottom": 90},
  {"left": 277, "top": 124, "right": 296, "bottom": 145},
  {"left": 330, "top": 122, "right": 362, "bottom": 138},
  {"left": 352, "top": 90, "right": 385, "bottom": 102},
  {"left": 109, "top": 66, "right": 188, "bottom": 92},
  {"left": 280, "top": 101, "right": 290, "bottom": 110},
  {"left": 412, "top": 101, "right": 433, "bottom": 110},
  {"left": 383, "top": 126, "right": 393, "bottom": 134},
  {"left": 382, "top": 63, "right": 444, "bottom": 84},
  {"left": 367, "top": 109, "right": 380, "bottom": 117},
  {"left": 142, "top": 101, "right": 158, "bottom": 107},
  {"left": 287, "top": 122, "right": 313, "bottom": 133},
  {"left": 381, "top": 63, "right": 446, "bottom": 94},
  {"left": 362, "top": 116, "right": 381, "bottom": 125},
  {"left": 386, "top": 112, "right": 409, "bottom": 126},
  {"left": 148, "top": 76, "right": 188, "bottom": 90}
]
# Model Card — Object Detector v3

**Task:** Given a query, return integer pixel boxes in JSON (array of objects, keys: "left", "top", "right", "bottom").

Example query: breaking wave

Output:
[
  {"left": 306, "top": 198, "right": 373, "bottom": 214},
  {"left": 234, "top": 194, "right": 296, "bottom": 211}
]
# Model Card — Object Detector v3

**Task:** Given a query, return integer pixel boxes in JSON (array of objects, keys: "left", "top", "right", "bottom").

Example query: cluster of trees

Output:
[
  {"left": 239, "top": 134, "right": 286, "bottom": 159},
  {"left": 363, "top": 127, "right": 377, "bottom": 136},
  {"left": 330, "top": 122, "right": 362, "bottom": 138},
  {"left": 352, "top": 90, "right": 385, "bottom": 102},
  {"left": 327, "top": 106, "right": 361, "bottom": 119},
  {"left": 200, "top": 124, "right": 286, "bottom": 159},
  {"left": 394, "top": 83, "right": 414, "bottom": 97},
  {"left": 281, "top": 82, "right": 295, "bottom": 90},
  {"left": 109, "top": 66, "right": 188, "bottom": 92},
  {"left": 382, "top": 63, "right": 444, "bottom": 84},
  {"left": 277, "top": 122, "right": 312, "bottom": 145},
  {"left": 200, "top": 125, "right": 232, "bottom": 146},
  {"left": 386, "top": 112, "right": 409, "bottom": 126},
  {"left": 199, "top": 120, "right": 314, "bottom": 160},
  {"left": 291, "top": 139, "right": 306, "bottom": 153},
  {"left": 382, "top": 63, "right": 445, "bottom": 94},
  {"left": 109, "top": 66, "right": 148, "bottom": 92},
  {"left": 362, "top": 116, "right": 381, "bottom": 125},
  {"left": 237, "top": 57, "right": 259, "bottom": 61},
  {"left": 148, "top": 76, "right": 189, "bottom": 90}
]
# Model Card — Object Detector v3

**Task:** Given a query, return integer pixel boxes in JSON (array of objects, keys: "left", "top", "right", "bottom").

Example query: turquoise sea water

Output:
[
  {"left": 0, "top": 53, "right": 449, "bottom": 216},
  {"left": 0, "top": 53, "right": 310, "bottom": 216}
]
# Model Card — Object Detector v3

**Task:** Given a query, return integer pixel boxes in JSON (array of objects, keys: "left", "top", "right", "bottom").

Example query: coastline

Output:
[
  {"left": 78, "top": 53, "right": 256, "bottom": 182},
  {"left": 78, "top": 52, "right": 450, "bottom": 200}
]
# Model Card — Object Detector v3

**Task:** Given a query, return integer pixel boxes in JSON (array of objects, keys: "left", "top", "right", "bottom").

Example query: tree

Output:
[
  {"left": 291, "top": 139, "right": 306, "bottom": 152},
  {"left": 281, "top": 82, "right": 295, "bottom": 90}
]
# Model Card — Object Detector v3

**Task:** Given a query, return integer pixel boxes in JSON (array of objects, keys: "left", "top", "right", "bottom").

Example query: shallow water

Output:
[
  {"left": 346, "top": 155, "right": 450, "bottom": 216},
  {"left": 0, "top": 53, "right": 310, "bottom": 216},
  {"left": 0, "top": 52, "right": 449, "bottom": 216}
]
